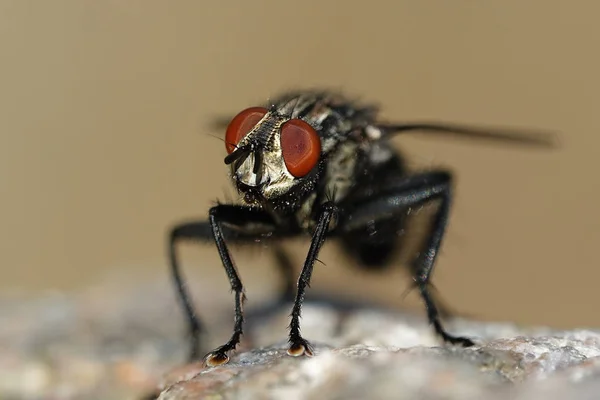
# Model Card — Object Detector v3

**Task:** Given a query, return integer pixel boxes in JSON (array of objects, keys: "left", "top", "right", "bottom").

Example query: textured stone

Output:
[
  {"left": 154, "top": 301, "right": 600, "bottom": 400},
  {"left": 1, "top": 278, "right": 600, "bottom": 400},
  {"left": 155, "top": 334, "right": 600, "bottom": 400}
]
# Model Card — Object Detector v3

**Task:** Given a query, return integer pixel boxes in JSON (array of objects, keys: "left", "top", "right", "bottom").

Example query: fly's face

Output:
[{"left": 223, "top": 106, "right": 322, "bottom": 204}]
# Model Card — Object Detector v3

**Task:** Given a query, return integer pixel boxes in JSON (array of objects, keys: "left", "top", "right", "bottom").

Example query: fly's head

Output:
[{"left": 223, "top": 105, "right": 322, "bottom": 206}]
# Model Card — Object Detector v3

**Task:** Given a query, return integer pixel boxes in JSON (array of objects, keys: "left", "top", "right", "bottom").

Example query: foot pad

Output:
[
  {"left": 203, "top": 352, "right": 230, "bottom": 367},
  {"left": 287, "top": 341, "right": 314, "bottom": 357}
]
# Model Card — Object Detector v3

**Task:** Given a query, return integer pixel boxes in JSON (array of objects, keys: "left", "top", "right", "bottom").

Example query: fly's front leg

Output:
[
  {"left": 169, "top": 204, "right": 278, "bottom": 365},
  {"left": 287, "top": 202, "right": 338, "bottom": 357},
  {"left": 340, "top": 170, "right": 474, "bottom": 347}
]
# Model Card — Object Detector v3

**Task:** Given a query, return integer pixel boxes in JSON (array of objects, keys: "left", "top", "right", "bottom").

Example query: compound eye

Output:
[
  {"left": 280, "top": 119, "right": 321, "bottom": 178},
  {"left": 225, "top": 107, "right": 268, "bottom": 154}
]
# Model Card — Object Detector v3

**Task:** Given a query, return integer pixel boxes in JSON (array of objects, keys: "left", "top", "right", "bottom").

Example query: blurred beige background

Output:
[{"left": 0, "top": 2, "right": 597, "bottom": 330}]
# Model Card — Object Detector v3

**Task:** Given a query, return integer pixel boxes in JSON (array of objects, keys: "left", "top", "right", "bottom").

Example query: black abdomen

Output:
[{"left": 339, "top": 147, "right": 409, "bottom": 270}]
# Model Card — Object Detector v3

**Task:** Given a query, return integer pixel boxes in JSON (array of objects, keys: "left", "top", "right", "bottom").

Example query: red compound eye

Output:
[
  {"left": 280, "top": 119, "right": 321, "bottom": 178},
  {"left": 225, "top": 107, "right": 268, "bottom": 154}
]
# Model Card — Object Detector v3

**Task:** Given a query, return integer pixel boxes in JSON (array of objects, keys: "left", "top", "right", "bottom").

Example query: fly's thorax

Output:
[
  {"left": 292, "top": 139, "right": 367, "bottom": 231},
  {"left": 294, "top": 191, "right": 318, "bottom": 230},
  {"left": 322, "top": 139, "right": 361, "bottom": 203}
]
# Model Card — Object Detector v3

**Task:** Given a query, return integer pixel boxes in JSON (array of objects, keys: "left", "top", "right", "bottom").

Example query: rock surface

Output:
[
  {"left": 156, "top": 309, "right": 600, "bottom": 400},
  {"left": 1, "top": 278, "right": 599, "bottom": 400}
]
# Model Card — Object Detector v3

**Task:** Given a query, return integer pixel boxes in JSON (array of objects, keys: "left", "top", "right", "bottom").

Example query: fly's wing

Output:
[{"left": 376, "top": 122, "right": 559, "bottom": 149}]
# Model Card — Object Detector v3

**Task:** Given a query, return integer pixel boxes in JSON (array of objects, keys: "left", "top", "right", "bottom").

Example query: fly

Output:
[{"left": 168, "top": 89, "right": 556, "bottom": 366}]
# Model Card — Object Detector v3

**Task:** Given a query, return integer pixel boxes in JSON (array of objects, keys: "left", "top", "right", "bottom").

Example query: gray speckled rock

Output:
[
  {"left": 1, "top": 277, "right": 599, "bottom": 400},
  {"left": 155, "top": 308, "right": 600, "bottom": 400}
]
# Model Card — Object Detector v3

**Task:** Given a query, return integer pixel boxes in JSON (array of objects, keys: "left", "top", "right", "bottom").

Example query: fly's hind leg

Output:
[{"left": 339, "top": 170, "right": 474, "bottom": 346}]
